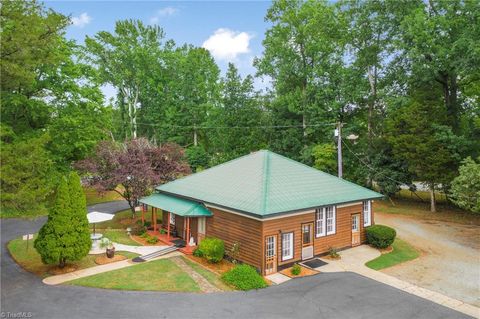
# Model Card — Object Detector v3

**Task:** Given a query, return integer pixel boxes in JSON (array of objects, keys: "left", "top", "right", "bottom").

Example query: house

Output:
[{"left": 139, "top": 150, "right": 383, "bottom": 275}]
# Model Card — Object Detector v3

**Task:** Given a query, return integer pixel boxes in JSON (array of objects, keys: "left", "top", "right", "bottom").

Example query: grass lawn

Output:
[
  {"left": 365, "top": 239, "right": 420, "bottom": 270},
  {"left": 7, "top": 234, "right": 139, "bottom": 278},
  {"left": 68, "top": 258, "right": 201, "bottom": 292},
  {"left": 375, "top": 198, "right": 480, "bottom": 226},
  {"left": 100, "top": 229, "right": 140, "bottom": 246},
  {"left": 85, "top": 187, "right": 123, "bottom": 205},
  {"left": 182, "top": 257, "right": 233, "bottom": 291},
  {"left": 95, "top": 209, "right": 160, "bottom": 230}
]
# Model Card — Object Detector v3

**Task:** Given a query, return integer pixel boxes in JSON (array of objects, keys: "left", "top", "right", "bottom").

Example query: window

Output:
[
  {"left": 316, "top": 209, "right": 326, "bottom": 237},
  {"left": 326, "top": 206, "right": 336, "bottom": 235},
  {"left": 302, "top": 224, "right": 312, "bottom": 244},
  {"left": 198, "top": 217, "right": 206, "bottom": 234},
  {"left": 282, "top": 232, "right": 293, "bottom": 260},
  {"left": 266, "top": 236, "right": 275, "bottom": 257},
  {"left": 363, "top": 201, "right": 371, "bottom": 227},
  {"left": 169, "top": 213, "right": 175, "bottom": 225}
]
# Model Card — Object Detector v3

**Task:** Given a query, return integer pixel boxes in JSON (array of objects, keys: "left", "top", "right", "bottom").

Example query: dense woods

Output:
[{"left": 1, "top": 0, "right": 479, "bottom": 216}]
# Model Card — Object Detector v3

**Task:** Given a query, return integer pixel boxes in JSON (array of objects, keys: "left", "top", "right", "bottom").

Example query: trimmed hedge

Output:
[
  {"left": 366, "top": 225, "right": 396, "bottom": 249},
  {"left": 197, "top": 237, "right": 224, "bottom": 263},
  {"left": 221, "top": 264, "right": 267, "bottom": 290}
]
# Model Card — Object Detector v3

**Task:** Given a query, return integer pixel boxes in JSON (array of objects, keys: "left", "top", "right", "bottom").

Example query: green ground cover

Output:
[
  {"left": 182, "top": 257, "right": 232, "bottom": 291},
  {"left": 68, "top": 258, "right": 201, "bottom": 292},
  {"left": 7, "top": 234, "right": 139, "bottom": 278},
  {"left": 365, "top": 239, "right": 420, "bottom": 270}
]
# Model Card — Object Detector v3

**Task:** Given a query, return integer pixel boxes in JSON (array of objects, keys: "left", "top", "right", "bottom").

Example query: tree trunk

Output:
[
  {"left": 59, "top": 257, "right": 66, "bottom": 269},
  {"left": 430, "top": 183, "right": 436, "bottom": 213},
  {"left": 193, "top": 125, "right": 198, "bottom": 146}
]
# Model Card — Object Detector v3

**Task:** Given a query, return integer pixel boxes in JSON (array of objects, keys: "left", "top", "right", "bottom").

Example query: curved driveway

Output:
[{"left": 1, "top": 201, "right": 469, "bottom": 319}]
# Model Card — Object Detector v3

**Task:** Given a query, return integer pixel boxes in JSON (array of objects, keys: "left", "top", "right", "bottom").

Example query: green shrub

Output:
[
  {"left": 146, "top": 236, "right": 158, "bottom": 244},
  {"left": 160, "top": 228, "right": 166, "bottom": 235},
  {"left": 198, "top": 237, "right": 224, "bottom": 263},
  {"left": 221, "top": 264, "right": 267, "bottom": 290},
  {"left": 328, "top": 246, "right": 340, "bottom": 259},
  {"left": 140, "top": 232, "right": 149, "bottom": 238},
  {"left": 131, "top": 224, "right": 146, "bottom": 236},
  {"left": 193, "top": 248, "right": 203, "bottom": 257},
  {"left": 291, "top": 263, "right": 301, "bottom": 275},
  {"left": 144, "top": 221, "right": 152, "bottom": 228},
  {"left": 366, "top": 225, "right": 396, "bottom": 249}
]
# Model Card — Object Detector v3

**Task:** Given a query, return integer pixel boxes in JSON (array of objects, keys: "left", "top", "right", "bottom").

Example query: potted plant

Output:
[{"left": 100, "top": 238, "right": 115, "bottom": 258}]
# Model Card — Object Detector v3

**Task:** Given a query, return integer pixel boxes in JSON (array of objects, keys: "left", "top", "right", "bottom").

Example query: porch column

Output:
[
  {"left": 153, "top": 208, "right": 157, "bottom": 232},
  {"left": 183, "top": 217, "right": 186, "bottom": 240},
  {"left": 186, "top": 217, "right": 190, "bottom": 244},
  {"left": 151, "top": 206, "right": 154, "bottom": 225},
  {"left": 141, "top": 205, "right": 145, "bottom": 225},
  {"left": 167, "top": 212, "right": 171, "bottom": 242}
]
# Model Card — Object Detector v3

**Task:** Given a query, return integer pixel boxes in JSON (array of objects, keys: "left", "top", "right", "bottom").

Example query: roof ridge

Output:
[
  {"left": 260, "top": 151, "right": 270, "bottom": 215},
  {"left": 156, "top": 150, "right": 265, "bottom": 189},
  {"left": 267, "top": 151, "right": 379, "bottom": 193}
]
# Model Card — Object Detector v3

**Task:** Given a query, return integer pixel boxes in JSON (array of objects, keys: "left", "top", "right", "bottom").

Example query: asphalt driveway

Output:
[{"left": 0, "top": 202, "right": 471, "bottom": 319}]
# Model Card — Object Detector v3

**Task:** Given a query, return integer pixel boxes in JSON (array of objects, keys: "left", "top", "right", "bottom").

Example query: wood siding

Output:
[
  {"left": 205, "top": 208, "right": 263, "bottom": 270},
  {"left": 204, "top": 202, "right": 374, "bottom": 275}
]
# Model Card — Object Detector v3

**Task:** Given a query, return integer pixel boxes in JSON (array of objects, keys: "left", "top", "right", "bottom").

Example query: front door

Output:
[
  {"left": 351, "top": 214, "right": 361, "bottom": 246},
  {"left": 301, "top": 223, "right": 314, "bottom": 260},
  {"left": 265, "top": 235, "right": 277, "bottom": 275}
]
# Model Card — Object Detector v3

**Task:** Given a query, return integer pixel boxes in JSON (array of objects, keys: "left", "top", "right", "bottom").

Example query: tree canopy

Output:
[{"left": 1, "top": 0, "right": 479, "bottom": 215}]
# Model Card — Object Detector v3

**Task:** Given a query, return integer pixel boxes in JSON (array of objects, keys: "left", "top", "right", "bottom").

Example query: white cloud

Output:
[
  {"left": 202, "top": 28, "right": 253, "bottom": 61},
  {"left": 149, "top": 7, "right": 178, "bottom": 24},
  {"left": 71, "top": 12, "right": 91, "bottom": 28}
]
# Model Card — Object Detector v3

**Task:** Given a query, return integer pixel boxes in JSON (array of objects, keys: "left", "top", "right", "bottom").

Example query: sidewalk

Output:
[{"left": 315, "top": 245, "right": 479, "bottom": 318}]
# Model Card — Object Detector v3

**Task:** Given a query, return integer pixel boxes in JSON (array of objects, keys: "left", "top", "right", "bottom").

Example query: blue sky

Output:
[{"left": 45, "top": 1, "right": 273, "bottom": 99}]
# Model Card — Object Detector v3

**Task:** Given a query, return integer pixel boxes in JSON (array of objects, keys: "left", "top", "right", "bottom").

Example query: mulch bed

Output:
[
  {"left": 323, "top": 255, "right": 341, "bottom": 260},
  {"left": 185, "top": 255, "right": 235, "bottom": 275},
  {"left": 49, "top": 265, "right": 79, "bottom": 275},
  {"left": 379, "top": 246, "right": 394, "bottom": 254},
  {"left": 94, "top": 255, "right": 127, "bottom": 265},
  {"left": 280, "top": 265, "right": 319, "bottom": 278},
  {"left": 130, "top": 235, "right": 165, "bottom": 246}
]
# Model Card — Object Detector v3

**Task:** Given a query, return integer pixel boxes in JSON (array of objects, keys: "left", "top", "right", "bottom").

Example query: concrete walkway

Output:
[
  {"left": 43, "top": 250, "right": 181, "bottom": 285},
  {"left": 314, "top": 245, "right": 480, "bottom": 318},
  {"left": 266, "top": 272, "right": 291, "bottom": 285},
  {"left": 89, "top": 241, "right": 169, "bottom": 255}
]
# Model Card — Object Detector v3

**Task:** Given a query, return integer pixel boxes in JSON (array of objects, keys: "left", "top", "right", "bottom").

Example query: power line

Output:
[
  {"left": 341, "top": 138, "right": 412, "bottom": 187},
  {"left": 122, "top": 121, "right": 338, "bottom": 130}
]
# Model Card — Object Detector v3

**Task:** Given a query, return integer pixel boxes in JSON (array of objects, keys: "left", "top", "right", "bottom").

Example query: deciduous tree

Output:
[{"left": 76, "top": 138, "right": 191, "bottom": 216}]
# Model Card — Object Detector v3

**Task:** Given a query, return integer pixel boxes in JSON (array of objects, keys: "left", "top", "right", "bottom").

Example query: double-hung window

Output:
[
  {"left": 363, "top": 201, "right": 371, "bottom": 227},
  {"left": 169, "top": 213, "right": 175, "bottom": 225},
  {"left": 316, "top": 206, "right": 335, "bottom": 236},
  {"left": 316, "top": 209, "right": 326, "bottom": 237},
  {"left": 326, "top": 206, "right": 336, "bottom": 235},
  {"left": 281, "top": 232, "right": 293, "bottom": 261}
]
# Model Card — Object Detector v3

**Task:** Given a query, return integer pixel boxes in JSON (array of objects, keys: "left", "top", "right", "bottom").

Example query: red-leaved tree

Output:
[{"left": 76, "top": 138, "right": 191, "bottom": 217}]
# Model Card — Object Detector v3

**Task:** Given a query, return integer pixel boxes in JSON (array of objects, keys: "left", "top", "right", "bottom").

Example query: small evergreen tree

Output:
[{"left": 34, "top": 172, "right": 91, "bottom": 268}]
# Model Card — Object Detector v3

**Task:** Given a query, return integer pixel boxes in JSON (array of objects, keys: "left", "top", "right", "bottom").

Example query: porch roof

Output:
[{"left": 139, "top": 192, "right": 212, "bottom": 217}]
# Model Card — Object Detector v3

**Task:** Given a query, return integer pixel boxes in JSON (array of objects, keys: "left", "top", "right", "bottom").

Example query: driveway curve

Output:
[{"left": 1, "top": 201, "right": 470, "bottom": 319}]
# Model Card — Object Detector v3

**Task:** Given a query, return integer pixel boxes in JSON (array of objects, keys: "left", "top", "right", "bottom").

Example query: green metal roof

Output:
[
  {"left": 157, "top": 150, "right": 383, "bottom": 218},
  {"left": 139, "top": 193, "right": 212, "bottom": 217}
]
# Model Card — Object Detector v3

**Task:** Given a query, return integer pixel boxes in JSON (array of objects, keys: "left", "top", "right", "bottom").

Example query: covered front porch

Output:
[{"left": 139, "top": 192, "right": 212, "bottom": 254}]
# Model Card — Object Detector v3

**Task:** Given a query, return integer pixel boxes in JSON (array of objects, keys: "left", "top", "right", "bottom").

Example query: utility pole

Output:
[{"left": 336, "top": 122, "right": 343, "bottom": 178}]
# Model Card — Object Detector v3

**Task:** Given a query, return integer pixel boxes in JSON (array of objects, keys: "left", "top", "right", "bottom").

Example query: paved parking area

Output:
[{"left": 0, "top": 202, "right": 474, "bottom": 319}]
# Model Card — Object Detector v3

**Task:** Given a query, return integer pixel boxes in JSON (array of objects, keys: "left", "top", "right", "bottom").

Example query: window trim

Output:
[
  {"left": 326, "top": 206, "right": 336, "bottom": 236},
  {"left": 281, "top": 232, "right": 294, "bottom": 261},
  {"left": 363, "top": 201, "right": 371, "bottom": 227},
  {"left": 315, "top": 208, "right": 326, "bottom": 238}
]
